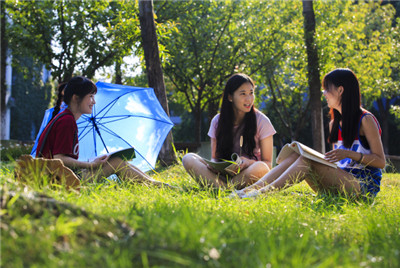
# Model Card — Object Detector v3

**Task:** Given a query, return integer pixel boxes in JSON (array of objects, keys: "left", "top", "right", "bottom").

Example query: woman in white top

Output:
[{"left": 182, "top": 73, "right": 276, "bottom": 189}]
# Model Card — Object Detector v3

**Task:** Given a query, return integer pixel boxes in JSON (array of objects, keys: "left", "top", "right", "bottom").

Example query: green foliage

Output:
[
  {"left": 6, "top": 0, "right": 142, "bottom": 82},
  {"left": 170, "top": 108, "right": 209, "bottom": 142},
  {"left": 156, "top": 0, "right": 302, "bottom": 143},
  {"left": 1, "top": 162, "right": 400, "bottom": 267},
  {"left": 0, "top": 140, "right": 33, "bottom": 162},
  {"left": 157, "top": 0, "right": 399, "bottom": 150},
  {"left": 391, "top": 105, "right": 400, "bottom": 123},
  {"left": 315, "top": 0, "right": 400, "bottom": 106},
  {"left": 6, "top": 0, "right": 399, "bottom": 152}
]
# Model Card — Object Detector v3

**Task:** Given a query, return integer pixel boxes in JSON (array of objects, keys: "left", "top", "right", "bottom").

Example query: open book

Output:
[
  {"left": 89, "top": 148, "right": 136, "bottom": 162},
  {"left": 276, "top": 141, "right": 337, "bottom": 168},
  {"left": 203, "top": 153, "right": 243, "bottom": 176},
  {"left": 108, "top": 148, "right": 136, "bottom": 161}
]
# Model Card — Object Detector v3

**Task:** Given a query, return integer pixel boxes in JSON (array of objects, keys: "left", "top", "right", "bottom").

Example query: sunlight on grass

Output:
[{"left": 1, "top": 161, "right": 399, "bottom": 267}]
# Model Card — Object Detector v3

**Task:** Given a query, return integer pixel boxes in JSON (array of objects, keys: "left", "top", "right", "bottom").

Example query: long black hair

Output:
[
  {"left": 215, "top": 73, "right": 257, "bottom": 160},
  {"left": 51, "top": 82, "right": 67, "bottom": 120},
  {"left": 323, "top": 68, "right": 362, "bottom": 148},
  {"left": 63, "top": 76, "right": 97, "bottom": 106}
]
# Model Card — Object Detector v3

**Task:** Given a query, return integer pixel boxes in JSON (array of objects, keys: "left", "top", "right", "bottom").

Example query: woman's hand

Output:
[
  {"left": 324, "top": 149, "right": 350, "bottom": 163},
  {"left": 90, "top": 154, "right": 111, "bottom": 168},
  {"left": 238, "top": 157, "right": 253, "bottom": 171}
]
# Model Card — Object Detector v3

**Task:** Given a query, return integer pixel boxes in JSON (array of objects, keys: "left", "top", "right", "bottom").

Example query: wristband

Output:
[{"left": 358, "top": 153, "right": 364, "bottom": 163}]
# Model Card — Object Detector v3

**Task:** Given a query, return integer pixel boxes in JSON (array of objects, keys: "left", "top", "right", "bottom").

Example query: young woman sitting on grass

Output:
[
  {"left": 36, "top": 76, "right": 171, "bottom": 187},
  {"left": 182, "top": 73, "right": 276, "bottom": 189},
  {"left": 31, "top": 82, "right": 68, "bottom": 156},
  {"left": 233, "top": 68, "right": 386, "bottom": 198}
]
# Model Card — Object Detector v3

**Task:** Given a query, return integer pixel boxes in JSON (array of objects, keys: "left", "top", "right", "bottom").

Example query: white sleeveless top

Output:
[{"left": 333, "top": 112, "right": 381, "bottom": 171}]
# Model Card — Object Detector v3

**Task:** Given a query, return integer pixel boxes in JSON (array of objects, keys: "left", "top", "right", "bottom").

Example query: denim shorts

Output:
[{"left": 342, "top": 167, "right": 382, "bottom": 197}]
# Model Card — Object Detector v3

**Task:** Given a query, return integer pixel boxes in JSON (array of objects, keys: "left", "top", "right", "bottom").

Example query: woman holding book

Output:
[
  {"left": 233, "top": 68, "right": 385, "bottom": 198},
  {"left": 182, "top": 73, "right": 276, "bottom": 189},
  {"left": 36, "top": 76, "right": 171, "bottom": 187}
]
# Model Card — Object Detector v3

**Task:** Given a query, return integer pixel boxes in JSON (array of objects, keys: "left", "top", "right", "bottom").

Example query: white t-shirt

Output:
[{"left": 208, "top": 110, "right": 276, "bottom": 160}]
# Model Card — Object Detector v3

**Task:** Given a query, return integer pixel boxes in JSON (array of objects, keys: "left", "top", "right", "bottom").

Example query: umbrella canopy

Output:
[{"left": 76, "top": 81, "right": 174, "bottom": 172}]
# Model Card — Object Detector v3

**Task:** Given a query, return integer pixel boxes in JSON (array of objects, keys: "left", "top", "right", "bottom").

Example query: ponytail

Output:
[{"left": 51, "top": 83, "right": 67, "bottom": 120}]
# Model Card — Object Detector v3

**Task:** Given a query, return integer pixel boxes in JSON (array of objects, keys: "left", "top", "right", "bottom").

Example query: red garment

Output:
[{"left": 36, "top": 109, "right": 79, "bottom": 160}]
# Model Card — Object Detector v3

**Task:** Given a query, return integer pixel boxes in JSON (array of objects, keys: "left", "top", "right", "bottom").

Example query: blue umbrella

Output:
[{"left": 76, "top": 81, "right": 174, "bottom": 172}]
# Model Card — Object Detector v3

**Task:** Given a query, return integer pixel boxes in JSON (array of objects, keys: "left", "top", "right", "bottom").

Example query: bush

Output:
[{"left": 1, "top": 140, "right": 33, "bottom": 162}]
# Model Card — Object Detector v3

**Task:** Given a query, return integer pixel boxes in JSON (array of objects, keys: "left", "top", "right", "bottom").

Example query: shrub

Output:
[{"left": 1, "top": 140, "right": 33, "bottom": 162}]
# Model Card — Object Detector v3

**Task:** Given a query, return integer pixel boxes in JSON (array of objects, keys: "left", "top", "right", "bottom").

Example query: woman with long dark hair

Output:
[
  {"left": 36, "top": 76, "right": 172, "bottom": 187},
  {"left": 233, "top": 68, "right": 385, "bottom": 198},
  {"left": 182, "top": 73, "right": 276, "bottom": 189}
]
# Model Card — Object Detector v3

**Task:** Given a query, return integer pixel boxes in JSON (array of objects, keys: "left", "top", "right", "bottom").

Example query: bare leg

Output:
[
  {"left": 230, "top": 161, "right": 270, "bottom": 189},
  {"left": 257, "top": 155, "right": 310, "bottom": 193},
  {"left": 305, "top": 161, "right": 361, "bottom": 195},
  {"left": 182, "top": 153, "right": 226, "bottom": 188},
  {"left": 255, "top": 156, "right": 361, "bottom": 196},
  {"left": 237, "top": 152, "right": 300, "bottom": 193},
  {"left": 85, "top": 157, "right": 172, "bottom": 188}
]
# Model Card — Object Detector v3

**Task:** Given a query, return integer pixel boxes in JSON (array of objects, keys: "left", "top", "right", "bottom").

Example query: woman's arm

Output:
[
  {"left": 53, "top": 154, "right": 110, "bottom": 170},
  {"left": 359, "top": 115, "right": 386, "bottom": 168},
  {"left": 258, "top": 136, "right": 274, "bottom": 169},
  {"left": 240, "top": 136, "right": 273, "bottom": 169},
  {"left": 210, "top": 138, "right": 218, "bottom": 161},
  {"left": 324, "top": 116, "right": 386, "bottom": 169}
]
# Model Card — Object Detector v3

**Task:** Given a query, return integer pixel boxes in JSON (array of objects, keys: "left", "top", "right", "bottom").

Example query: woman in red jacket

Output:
[{"left": 36, "top": 76, "right": 170, "bottom": 187}]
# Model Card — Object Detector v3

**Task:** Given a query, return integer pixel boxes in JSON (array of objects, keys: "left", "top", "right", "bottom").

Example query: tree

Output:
[
  {"left": 154, "top": 0, "right": 399, "bottom": 155},
  {"left": 139, "top": 0, "right": 176, "bottom": 165},
  {"left": 315, "top": 0, "right": 400, "bottom": 154},
  {"left": 157, "top": 0, "right": 287, "bottom": 144},
  {"left": 157, "top": 1, "right": 237, "bottom": 143},
  {"left": 248, "top": 1, "right": 312, "bottom": 146},
  {"left": 6, "top": 0, "right": 141, "bottom": 83},
  {"left": 302, "top": 0, "right": 325, "bottom": 153},
  {"left": 1, "top": 1, "right": 8, "bottom": 139}
]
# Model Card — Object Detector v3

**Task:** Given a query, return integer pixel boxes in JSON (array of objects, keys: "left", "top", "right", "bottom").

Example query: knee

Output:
[
  {"left": 182, "top": 153, "right": 199, "bottom": 171},
  {"left": 297, "top": 155, "right": 311, "bottom": 165},
  {"left": 247, "top": 161, "right": 270, "bottom": 178},
  {"left": 108, "top": 156, "right": 128, "bottom": 170}
]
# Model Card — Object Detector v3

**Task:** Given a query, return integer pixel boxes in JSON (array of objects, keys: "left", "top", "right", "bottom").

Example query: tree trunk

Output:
[
  {"left": 207, "top": 99, "right": 219, "bottom": 126},
  {"left": 376, "top": 97, "right": 389, "bottom": 154},
  {"left": 302, "top": 0, "right": 325, "bottom": 153},
  {"left": 114, "top": 59, "right": 122, "bottom": 85},
  {"left": 1, "top": 1, "right": 8, "bottom": 139},
  {"left": 139, "top": 0, "right": 176, "bottom": 165},
  {"left": 194, "top": 103, "right": 202, "bottom": 145}
]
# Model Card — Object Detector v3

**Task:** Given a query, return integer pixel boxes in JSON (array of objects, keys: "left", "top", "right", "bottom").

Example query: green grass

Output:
[{"left": 1, "top": 161, "right": 400, "bottom": 268}]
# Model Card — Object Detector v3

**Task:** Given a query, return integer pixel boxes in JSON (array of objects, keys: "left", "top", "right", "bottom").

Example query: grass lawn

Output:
[{"left": 1, "top": 160, "right": 400, "bottom": 267}]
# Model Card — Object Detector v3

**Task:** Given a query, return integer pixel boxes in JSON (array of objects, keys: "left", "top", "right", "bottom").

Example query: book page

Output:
[
  {"left": 276, "top": 143, "right": 297, "bottom": 164},
  {"left": 276, "top": 142, "right": 336, "bottom": 168},
  {"left": 224, "top": 153, "right": 243, "bottom": 176},
  {"left": 203, "top": 153, "right": 242, "bottom": 176},
  {"left": 293, "top": 142, "right": 336, "bottom": 168},
  {"left": 294, "top": 142, "right": 325, "bottom": 159}
]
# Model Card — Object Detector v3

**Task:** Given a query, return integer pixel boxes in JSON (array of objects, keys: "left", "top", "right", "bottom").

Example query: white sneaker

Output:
[
  {"left": 227, "top": 189, "right": 243, "bottom": 199},
  {"left": 240, "top": 190, "right": 260, "bottom": 199}
]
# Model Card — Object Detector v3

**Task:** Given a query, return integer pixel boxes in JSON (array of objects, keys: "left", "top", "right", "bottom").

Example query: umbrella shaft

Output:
[{"left": 91, "top": 117, "right": 109, "bottom": 154}]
